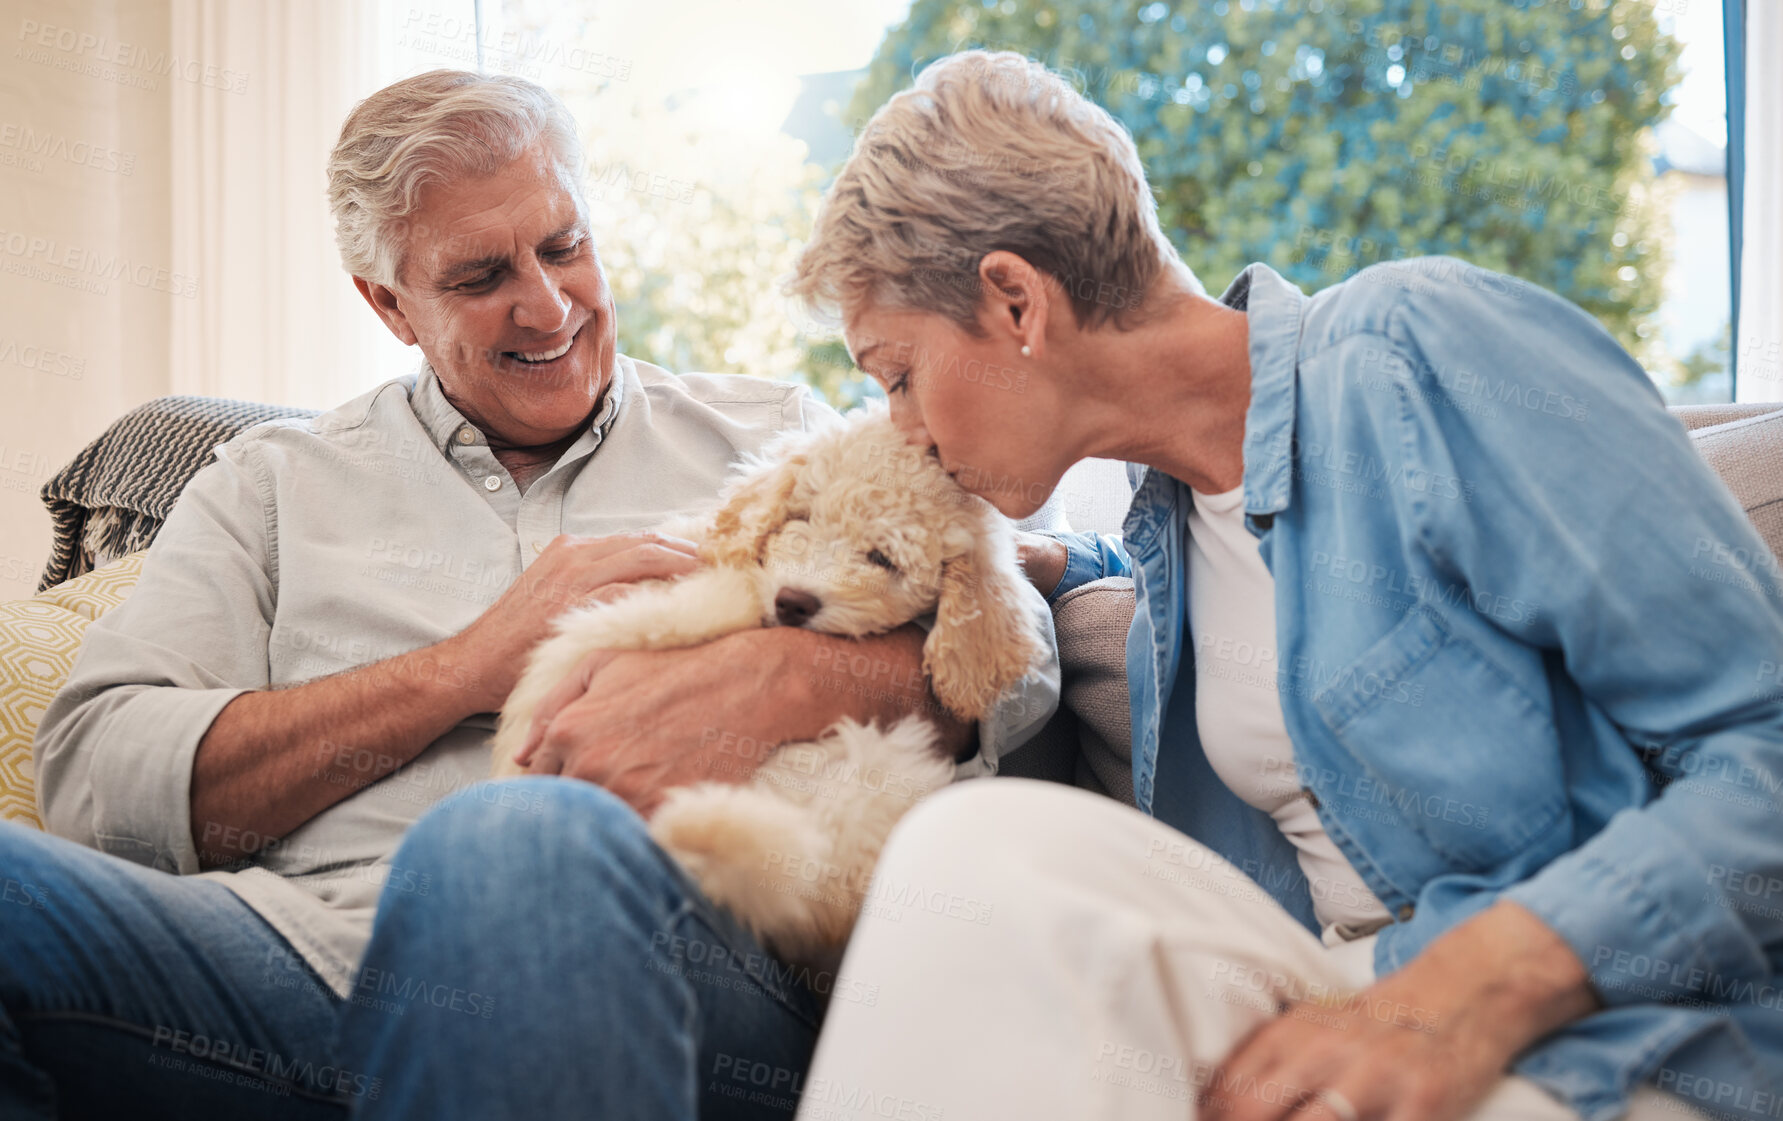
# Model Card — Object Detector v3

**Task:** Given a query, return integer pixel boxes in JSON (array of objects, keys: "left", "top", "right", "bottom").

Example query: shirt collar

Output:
[
  {"left": 408, "top": 359, "right": 628, "bottom": 456},
  {"left": 1226, "top": 263, "right": 1306, "bottom": 521}
]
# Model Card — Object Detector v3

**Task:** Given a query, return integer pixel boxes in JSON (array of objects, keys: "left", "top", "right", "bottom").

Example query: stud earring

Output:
[{"left": 1020, "top": 345, "right": 1032, "bottom": 357}]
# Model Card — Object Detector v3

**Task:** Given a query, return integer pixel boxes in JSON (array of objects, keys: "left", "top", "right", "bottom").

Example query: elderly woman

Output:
[
  {"left": 9, "top": 69, "right": 1061, "bottom": 1120},
  {"left": 787, "top": 51, "right": 1781, "bottom": 1121}
]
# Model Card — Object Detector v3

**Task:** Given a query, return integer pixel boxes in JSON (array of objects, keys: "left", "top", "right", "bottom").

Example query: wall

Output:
[
  {"left": 0, "top": 0, "right": 419, "bottom": 601},
  {"left": 0, "top": 0, "right": 179, "bottom": 600}
]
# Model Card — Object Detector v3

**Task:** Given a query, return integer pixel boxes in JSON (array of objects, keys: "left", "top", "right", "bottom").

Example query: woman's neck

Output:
[{"left": 1059, "top": 282, "right": 1253, "bottom": 495}]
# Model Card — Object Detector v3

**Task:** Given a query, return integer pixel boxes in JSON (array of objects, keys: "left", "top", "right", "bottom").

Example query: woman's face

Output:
[{"left": 844, "top": 302, "right": 1068, "bottom": 520}]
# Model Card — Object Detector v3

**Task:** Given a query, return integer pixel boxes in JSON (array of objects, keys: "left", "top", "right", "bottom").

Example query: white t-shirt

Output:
[{"left": 1185, "top": 484, "right": 1391, "bottom": 942}]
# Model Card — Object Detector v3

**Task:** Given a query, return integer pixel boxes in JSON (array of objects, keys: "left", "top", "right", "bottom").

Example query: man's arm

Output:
[
  {"left": 514, "top": 540, "right": 1065, "bottom": 797},
  {"left": 188, "top": 531, "right": 710, "bottom": 867},
  {"left": 35, "top": 440, "right": 279, "bottom": 874},
  {"left": 187, "top": 643, "right": 486, "bottom": 867},
  {"left": 31, "top": 438, "right": 492, "bottom": 871},
  {"left": 32, "top": 429, "right": 713, "bottom": 869}
]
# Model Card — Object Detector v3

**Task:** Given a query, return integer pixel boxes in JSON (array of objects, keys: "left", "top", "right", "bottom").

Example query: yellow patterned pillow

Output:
[{"left": 0, "top": 552, "right": 146, "bottom": 829}]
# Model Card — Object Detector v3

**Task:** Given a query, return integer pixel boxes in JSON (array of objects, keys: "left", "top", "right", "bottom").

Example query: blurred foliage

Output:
[
  {"left": 850, "top": 0, "right": 1685, "bottom": 375},
  {"left": 570, "top": 103, "right": 865, "bottom": 402},
  {"left": 578, "top": 123, "right": 879, "bottom": 406},
  {"left": 501, "top": 2, "right": 870, "bottom": 406},
  {"left": 1676, "top": 319, "right": 1729, "bottom": 387}
]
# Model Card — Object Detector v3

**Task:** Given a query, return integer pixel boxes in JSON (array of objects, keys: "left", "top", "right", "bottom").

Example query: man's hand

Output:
[
  {"left": 512, "top": 623, "right": 969, "bottom": 815},
  {"left": 1200, "top": 901, "right": 1599, "bottom": 1121},
  {"left": 446, "top": 532, "right": 705, "bottom": 713}
]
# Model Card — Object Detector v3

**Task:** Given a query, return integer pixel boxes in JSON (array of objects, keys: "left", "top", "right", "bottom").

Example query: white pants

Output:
[{"left": 797, "top": 780, "right": 1707, "bottom": 1121}]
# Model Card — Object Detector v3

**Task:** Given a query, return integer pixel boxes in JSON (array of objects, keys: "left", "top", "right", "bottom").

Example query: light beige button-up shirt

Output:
[{"left": 34, "top": 356, "right": 1062, "bottom": 997}]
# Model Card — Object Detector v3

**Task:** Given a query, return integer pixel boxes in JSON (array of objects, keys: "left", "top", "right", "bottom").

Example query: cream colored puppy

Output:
[{"left": 492, "top": 405, "right": 1045, "bottom": 964}]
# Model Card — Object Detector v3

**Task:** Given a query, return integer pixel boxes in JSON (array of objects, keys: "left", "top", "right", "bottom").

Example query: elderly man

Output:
[{"left": 3, "top": 70, "right": 1061, "bottom": 1120}]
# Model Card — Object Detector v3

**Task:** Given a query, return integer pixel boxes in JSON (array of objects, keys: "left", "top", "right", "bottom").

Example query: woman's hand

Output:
[
  {"left": 1200, "top": 902, "right": 1599, "bottom": 1121},
  {"left": 1013, "top": 531, "right": 1068, "bottom": 597}
]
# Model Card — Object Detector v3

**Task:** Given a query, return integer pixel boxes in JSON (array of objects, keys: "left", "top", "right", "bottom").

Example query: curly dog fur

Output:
[{"left": 491, "top": 404, "right": 1045, "bottom": 964}]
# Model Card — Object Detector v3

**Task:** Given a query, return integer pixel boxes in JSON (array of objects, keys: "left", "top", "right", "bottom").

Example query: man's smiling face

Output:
[{"left": 358, "top": 141, "right": 619, "bottom": 449}]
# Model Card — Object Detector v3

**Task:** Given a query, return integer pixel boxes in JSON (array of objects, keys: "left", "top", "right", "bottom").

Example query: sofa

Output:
[{"left": 5, "top": 399, "right": 1783, "bottom": 834}]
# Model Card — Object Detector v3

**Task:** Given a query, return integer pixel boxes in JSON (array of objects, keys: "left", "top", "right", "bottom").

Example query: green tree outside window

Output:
[{"left": 843, "top": 0, "right": 1683, "bottom": 389}]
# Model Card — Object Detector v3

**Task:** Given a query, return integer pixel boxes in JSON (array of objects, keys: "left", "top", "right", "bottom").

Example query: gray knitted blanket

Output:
[{"left": 38, "top": 395, "right": 318, "bottom": 592}]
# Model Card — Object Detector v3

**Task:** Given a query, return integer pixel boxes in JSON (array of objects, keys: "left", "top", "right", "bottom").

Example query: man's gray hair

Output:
[
  {"left": 789, "top": 50, "right": 1193, "bottom": 333},
  {"left": 327, "top": 69, "right": 585, "bottom": 286}
]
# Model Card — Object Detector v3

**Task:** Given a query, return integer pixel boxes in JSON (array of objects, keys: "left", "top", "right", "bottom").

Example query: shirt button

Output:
[
  {"left": 483, "top": 475, "right": 502, "bottom": 491},
  {"left": 1300, "top": 786, "right": 1321, "bottom": 811},
  {"left": 532, "top": 542, "right": 543, "bottom": 554},
  {"left": 457, "top": 427, "right": 476, "bottom": 445},
  {"left": 1397, "top": 904, "right": 1416, "bottom": 922}
]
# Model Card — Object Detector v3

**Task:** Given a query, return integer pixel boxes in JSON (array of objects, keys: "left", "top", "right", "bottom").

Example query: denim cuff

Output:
[
  {"left": 1046, "top": 531, "right": 1131, "bottom": 604},
  {"left": 1503, "top": 809, "right": 1770, "bottom": 1009}
]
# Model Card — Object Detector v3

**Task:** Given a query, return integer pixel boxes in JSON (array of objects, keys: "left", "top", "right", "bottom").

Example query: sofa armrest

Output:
[
  {"left": 998, "top": 576, "right": 1137, "bottom": 806},
  {"left": 1673, "top": 403, "right": 1783, "bottom": 433},
  {"left": 1688, "top": 407, "right": 1783, "bottom": 565},
  {"left": 1052, "top": 577, "right": 1136, "bottom": 804},
  {"left": 38, "top": 396, "right": 317, "bottom": 591}
]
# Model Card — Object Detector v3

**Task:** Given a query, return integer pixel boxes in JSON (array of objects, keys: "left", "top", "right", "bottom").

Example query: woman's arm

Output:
[
  {"left": 1214, "top": 262, "right": 1782, "bottom": 1119},
  {"left": 1016, "top": 529, "right": 1131, "bottom": 600},
  {"left": 1384, "top": 271, "right": 1782, "bottom": 1004},
  {"left": 1205, "top": 900, "right": 1598, "bottom": 1121}
]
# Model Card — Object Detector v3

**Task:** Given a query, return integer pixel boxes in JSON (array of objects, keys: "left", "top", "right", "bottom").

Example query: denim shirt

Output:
[{"left": 1052, "top": 261, "right": 1783, "bottom": 1120}]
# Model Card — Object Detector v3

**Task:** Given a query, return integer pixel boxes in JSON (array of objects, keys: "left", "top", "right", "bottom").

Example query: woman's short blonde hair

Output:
[
  {"left": 789, "top": 50, "right": 1188, "bottom": 332},
  {"left": 327, "top": 69, "right": 585, "bottom": 287}
]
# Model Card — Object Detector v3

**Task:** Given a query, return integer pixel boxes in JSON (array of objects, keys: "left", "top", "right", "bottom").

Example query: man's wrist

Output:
[
  {"left": 380, "top": 636, "right": 496, "bottom": 718},
  {"left": 797, "top": 625, "right": 928, "bottom": 708},
  {"left": 793, "top": 624, "right": 969, "bottom": 744}
]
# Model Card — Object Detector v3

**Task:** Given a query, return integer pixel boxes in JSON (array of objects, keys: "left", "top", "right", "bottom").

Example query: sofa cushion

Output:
[{"left": 0, "top": 552, "right": 146, "bottom": 828}]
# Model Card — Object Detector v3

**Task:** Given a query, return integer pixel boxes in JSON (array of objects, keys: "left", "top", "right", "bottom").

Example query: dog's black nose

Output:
[{"left": 775, "top": 588, "right": 822, "bottom": 627}]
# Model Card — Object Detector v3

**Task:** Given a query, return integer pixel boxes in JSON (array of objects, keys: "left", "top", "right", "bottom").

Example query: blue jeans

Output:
[
  {"left": 2, "top": 779, "right": 821, "bottom": 1120},
  {"left": 0, "top": 821, "right": 349, "bottom": 1120},
  {"left": 333, "top": 779, "right": 822, "bottom": 1120}
]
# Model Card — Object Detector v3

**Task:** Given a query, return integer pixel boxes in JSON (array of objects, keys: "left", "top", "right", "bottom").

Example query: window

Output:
[{"left": 411, "top": 0, "right": 1733, "bottom": 405}]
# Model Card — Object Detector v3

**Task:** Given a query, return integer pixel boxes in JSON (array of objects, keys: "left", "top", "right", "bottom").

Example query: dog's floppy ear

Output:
[
  {"left": 701, "top": 449, "right": 810, "bottom": 568},
  {"left": 923, "top": 502, "right": 1046, "bottom": 722}
]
